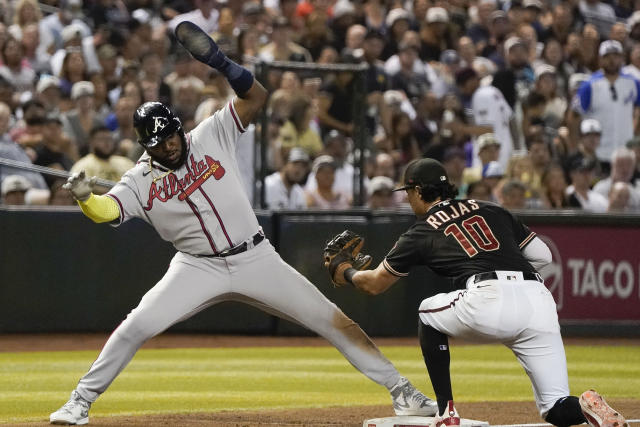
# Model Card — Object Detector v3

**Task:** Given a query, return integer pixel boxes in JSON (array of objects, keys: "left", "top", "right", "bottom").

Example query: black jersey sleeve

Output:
[
  {"left": 383, "top": 227, "right": 428, "bottom": 277},
  {"left": 507, "top": 209, "right": 536, "bottom": 249}
]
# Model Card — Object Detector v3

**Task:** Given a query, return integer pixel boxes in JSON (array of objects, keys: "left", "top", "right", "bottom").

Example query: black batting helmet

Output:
[{"left": 133, "top": 102, "right": 183, "bottom": 148}]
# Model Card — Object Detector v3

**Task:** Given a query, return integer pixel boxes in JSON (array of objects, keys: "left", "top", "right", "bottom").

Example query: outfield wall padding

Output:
[{"left": 1, "top": 208, "right": 639, "bottom": 336}]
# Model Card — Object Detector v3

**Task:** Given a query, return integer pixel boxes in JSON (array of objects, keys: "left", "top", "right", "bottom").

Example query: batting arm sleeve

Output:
[
  {"left": 522, "top": 236, "right": 552, "bottom": 271},
  {"left": 77, "top": 193, "right": 121, "bottom": 223}
]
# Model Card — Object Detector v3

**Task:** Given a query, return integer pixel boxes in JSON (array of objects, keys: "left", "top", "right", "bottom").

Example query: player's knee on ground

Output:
[{"left": 544, "top": 396, "right": 586, "bottom": 427}]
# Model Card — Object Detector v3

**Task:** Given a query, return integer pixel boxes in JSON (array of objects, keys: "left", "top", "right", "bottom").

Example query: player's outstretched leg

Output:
[
  {"left": 49, "top": 391, "right": 91, "bottom": 425},
  {"left": 579, "top": 390, "right": 628, "bottom": 427}
]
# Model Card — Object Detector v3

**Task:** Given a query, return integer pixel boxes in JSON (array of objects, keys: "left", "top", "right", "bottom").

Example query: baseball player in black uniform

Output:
[{"left": 327, "top": 158, "right": 627, "bottom": 427}]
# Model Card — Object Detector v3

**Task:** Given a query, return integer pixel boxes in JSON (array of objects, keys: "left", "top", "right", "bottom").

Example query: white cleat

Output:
[
  {"left": 50, "top": 390, "right": 91, "bottom": 425},
  {"left": 390, "top": 376, "right": 438, "bottom": 416}
]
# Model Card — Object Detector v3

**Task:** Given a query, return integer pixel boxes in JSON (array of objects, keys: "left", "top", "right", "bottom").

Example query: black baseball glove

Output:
[{"left": 323, "top": 230, "right": 372, "bottom": 287}]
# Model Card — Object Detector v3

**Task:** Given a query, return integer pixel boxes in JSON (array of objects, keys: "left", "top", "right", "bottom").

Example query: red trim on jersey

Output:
[
  {"left": 383, "top": 258, "right": 409, "bottom": 277},
  {"left": 105, "top": 194, "right": 125, "bottom": 224},
  {"left": 186, "top": 198, "right": 218, "bottom": 254},
  {"left": 419, "top": 291, "right": 467, "bottom": 314},
  {"left": 229, "top": 100, "right": 246, "bottom": 133},
  {"left": 198, "top": 187, "right": 233, "bottom": 247},
  {"left": 519, "top": 232, "right": 536, "bottom": 249}
]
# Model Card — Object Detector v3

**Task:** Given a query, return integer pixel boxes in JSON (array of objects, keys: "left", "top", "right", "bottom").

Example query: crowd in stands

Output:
[{"left": 1, "top": 0, "right": 640, "bottom": 213}]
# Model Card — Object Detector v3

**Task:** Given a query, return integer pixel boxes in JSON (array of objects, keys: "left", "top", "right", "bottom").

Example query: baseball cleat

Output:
[
  {"left": 50, "top": 390, "right": 91, "bottom": 425},
  {"left": 432, "top": 400, "right": 461, "bottom": 427},
  {"left": 579, "top": 389, "right": 628, "bottom": 427},
  {"left": 390, "top": 376, "right": 438, "bottom": 416}
]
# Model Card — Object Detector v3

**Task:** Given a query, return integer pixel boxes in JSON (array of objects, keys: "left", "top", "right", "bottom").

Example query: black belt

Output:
[
  {"left": 202, "top": 231, "right": 265, "bottom": 258},
  {"left": 472, "top": 271, "right": 543, "bottom": 284}
]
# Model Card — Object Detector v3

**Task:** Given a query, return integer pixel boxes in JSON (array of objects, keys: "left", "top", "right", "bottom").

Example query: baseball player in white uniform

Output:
[{"left": 49, "top": 22, "right": 437, "bottom": 425}]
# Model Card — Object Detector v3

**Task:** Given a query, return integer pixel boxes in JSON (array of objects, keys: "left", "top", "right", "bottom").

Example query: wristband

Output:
[{"left": 344, "top": 268, "right": 358, "bottom": 286}]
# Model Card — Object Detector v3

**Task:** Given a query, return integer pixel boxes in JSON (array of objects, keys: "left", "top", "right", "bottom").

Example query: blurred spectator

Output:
[
  {"left": 626, "top": 137, "right": 640, "bottom": 181},
  {"left": 566, "top": 154, "right": 608, "bottom": 212},
  {"left": 593, "top": 147, "right": 640, "bottom": 210},
  {"left": 345, "top": 24, "right": 366, "bottom": 51},
  {"left": 299, "top": 11, "right": 334, "bottom": 61},
  {"left": 140, "top": 52, "right": 172, "bottom": 107},
  {"left": 411, "top": 91, "right": 439, "bottom": 152},
  {"left": 382, "top": 111, "right": 420, "bottom": 167},
  {"left": 62, "top": 81, "right": 103, "bottom": 157},
  {"left": 483, "top": 160, "right": 504, "bottom": 201},
  {"left": 0, "top": 101, "right": 47, "bottom": 190},
  {"left": 622, "top": 44, "right": 640, "bottom": 81},
  {"left": 466, "top": 179, "right": 492, "bottom": 201},
  {"left": 36, "top": 76, "right": 64, "bottom": 116},
  {"left": 381, "top": 8, "right": 412, "bottom": 60},
  {"left": 419, "top": 7, "right": 453, "bottom": 62},
  {"left": 607, "top": 182, "right": 633, "bottom": 212},
  {"left": 579, "top": 0, "right": 616, "bottom": 38},
  {"left": 0, "top": 36, "right": 36, "bottom": 94},
  {"left": 463, "top": 132, "right": 501, "bottom": 184},
  {"left": 12, "top": 99, "right": 47, "bottom": 150},
  {"left": 211, "top": 7, "right": 237, "bottom": 58},
  {"left": 20, "top": 23, "right": 51, "bottom": 75},
  {"left": 264, "top": 147, "right": 310, "bottom": 210},
  {"left": 542, "top": 4, "right": 575, "bottom": 45},
  {"left": 70, "top": 125, "right": 134, "bottom": 189},
  {"left": 367, "top": 176, "right": 397, "bottom": 209},
  {"left": 277, "top": 93, "right": 323, "bottom": 159},
  {"left": 454, "top": 67, "right": 517, "bottom": 169},
  {"left": 33, "top": 113, "right": 75, "bottom": 185},
  {"left": 540, "top": 163, "right": 571, "bottom": 209},
  {"left": 305, "top": 154, "right": 351, "bottom": 208},
  {"left": 526, "top": 133, "right": 552, "bottom": 197},
  {"left": 442, "top": 147, "right": 466, "bottom": 197},
  {"left": 57, "top": 47, "right": 89, "bottom": 97},
  {"left": 1, "top": 174, "right": 31, "bottom": 205},
  {"left": 533, "top": 65, "right": 566, "bottom": 130},
  {"left": 96, "top": 44, "right": 119, "bottom": 92},
  {"left": 317, "top": 57, "right": 356, "bottom": 137},
  {"left": 108, "top": 96, "right": 138, "bottom": 160},
  {"left": 372, "top": 152, "right": 397, "bottom": 181},
  {"left": 305, "top": 130, "right": 355, "bottom": 199},
  {"left": 500, "top": 180, "right": 527, "bottom": 210},
  {"left": 330, "top": 0, "right": 358, "bottom": 53},
  {"left": 576, "top": 118, "right": 604, "bottom": 179},
  {"left": 50, "top": 23, "right": 100, "bottom": 79},
  {"left": 572, "top": 40, "right": 640, "bottom": 176},
  {"left": 259, "top": 17, "right": 312, "bottom": 63},
  {"left": 389, "top": 42, "right": 431, "bottom": 106},
  {"left": 466, "top": 0, "right": 496, "bottom": 52}
]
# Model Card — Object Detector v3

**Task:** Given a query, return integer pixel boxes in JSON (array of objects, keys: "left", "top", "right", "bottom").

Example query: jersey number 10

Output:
[{"left": 444, "top": 215, "right": 500, "bottom": 257}]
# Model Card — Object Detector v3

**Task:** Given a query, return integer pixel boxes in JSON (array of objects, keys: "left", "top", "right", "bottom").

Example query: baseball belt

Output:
[
  {"left": 472, "top": 271, "right": 543, "bottom": 284},
  {"left": 206, "top": 230, "right": 265, "bottom": 258}
]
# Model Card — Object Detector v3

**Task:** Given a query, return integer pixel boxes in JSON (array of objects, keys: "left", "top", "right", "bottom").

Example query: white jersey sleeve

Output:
[
  {"left": 105, "top": 169, "right": 149, "bottom": 227},
  {"left": 472, "top": 86, "right": 513, "bottom": 126},
  {"left": 191, "top": 99, "right": 246, "bottom": 156}
]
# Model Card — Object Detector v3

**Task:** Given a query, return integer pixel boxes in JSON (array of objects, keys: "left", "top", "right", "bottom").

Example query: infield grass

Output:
[{"left": 0, "top": 344, "right": 638, "bottom": 423}]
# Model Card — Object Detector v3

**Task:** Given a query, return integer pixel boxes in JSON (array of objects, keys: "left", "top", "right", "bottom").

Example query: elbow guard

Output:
[{"left": 78, "top": 194, "right": 121, "bottom": 223}]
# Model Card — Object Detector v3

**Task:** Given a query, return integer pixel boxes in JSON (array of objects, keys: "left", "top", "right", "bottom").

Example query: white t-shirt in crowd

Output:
[
  {"left": 471, "top": 85, "right": 514, "bottom": 169},
  {"left": 265, "top": 171, "right": 307, "bottom": 210}
]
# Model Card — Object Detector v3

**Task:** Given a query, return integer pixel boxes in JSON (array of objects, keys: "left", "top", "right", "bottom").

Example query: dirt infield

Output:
[{"left": 3, "top": 334, "right": 639, "bottom": 426}]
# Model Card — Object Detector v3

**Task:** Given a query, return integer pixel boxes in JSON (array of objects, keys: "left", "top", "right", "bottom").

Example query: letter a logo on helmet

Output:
[{"left": 153, "top": 117, "right": 167, "bottom": 133}]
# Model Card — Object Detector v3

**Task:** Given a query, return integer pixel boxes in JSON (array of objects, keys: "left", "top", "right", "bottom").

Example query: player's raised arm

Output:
[
  {"left": 63, "top": 171, "right": 120, "bottom": 223},
  {"left": 174, "top": 21, "right": 267, "bottom": 127}
]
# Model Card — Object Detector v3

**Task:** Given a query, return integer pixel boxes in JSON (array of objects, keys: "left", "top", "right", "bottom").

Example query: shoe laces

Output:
[{"left": 392, "top": 378, "right": 433, "bottom": 407}]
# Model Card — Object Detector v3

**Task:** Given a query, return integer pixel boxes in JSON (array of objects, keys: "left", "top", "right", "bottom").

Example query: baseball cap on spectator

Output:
[
  {"left": 523, "top": 0, "right": 542, "bottom": 10},
  {"left": 599, "top": 40, "right": 623, "bottom": 56},
  {"left": 36, "top": 75, "right": 61, "bottom": 94},
  {"left": 71, "top": 81, "right": 95, "bottom": 100},
  {"left": 385, "top": 8, "right": 412, "bottom": 28},
  {"left": 568, "top": 154, "right": 597, "bottom": 172},
  {"left": 580, "top": 118, "right": 602, "bottom": 135},
  {"left": 504, "top": 36, "right": 526, "bottom": 52},
  {"left": 483, "top": 161, "right": 504, "bottom": 178},
  {"left": 132, "top": 8, "right": 152, "bottom": 25},
  {"left": 288, "top": 147, "right": 310, "bottom": 163},
  {"left": 568, "top": 73, "right": 589, "bottom": 92},
  {"left": 490, "top": 10, "right": 508, "bottom": 22},
  {"left": 333, "top": 0, "right": 356, "bottom": 19},
  {"left": 626, "top": 136, "right": 640, "bottom": 148},
  {"left": 477, "top": 133, "right": 500, "bottom": 151},
  {"left": 44, "top": 112, "right": 63, "bottom": 125},
  {"left": 534, "top": 64, "right": 556, "bottom": 80},
  {"left": 61, "top": 23, "right": 83, "bottom": 43},
  {"left": 1, "top": 175, "right": 31, "bottom": 196},
  {"left": 312, "top": 155, "right": 337, "bottom": 173},
  {"left": 426, "top": 7, "right": 449, "bottom": 24},
  {"left": 455, "top": 67, "right": 478, "bottom": 86},
  {"left": 440, "top": 49, "right": 460, "bottom": 65},
  {"left": 368, "top": 176, "right": 395, "bottom": 196},
  {"left": 397, "top": 41, "right": 419, "bottom": 54}
]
